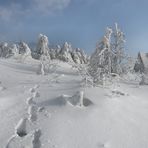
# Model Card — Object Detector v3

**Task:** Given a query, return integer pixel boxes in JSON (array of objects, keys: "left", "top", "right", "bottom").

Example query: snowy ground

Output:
[{"left": 0, "top": 58, "right": 148, "bottom": 148}]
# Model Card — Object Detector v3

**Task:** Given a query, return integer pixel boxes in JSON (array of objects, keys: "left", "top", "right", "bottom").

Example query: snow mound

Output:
[
  {"left": 65, "top": 91, "right": 93, "bottom": 107},
  {"left": 0, "top": 86, "right": 6, "bottom": 91},
  {"left": 67, "top": 91, "right": 84, "bottom": 107},
  {"left": 38, "top": 92, "right": 93, "bottom": 108}
]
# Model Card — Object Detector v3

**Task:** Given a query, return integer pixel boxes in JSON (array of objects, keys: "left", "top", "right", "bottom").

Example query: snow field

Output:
[{"left": 0, "top": 59, "right": 148, "bottom": 148}]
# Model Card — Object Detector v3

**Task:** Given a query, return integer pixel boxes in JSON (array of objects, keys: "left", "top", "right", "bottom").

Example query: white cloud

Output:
[{"left": 0, "top": 0, "right": 71, "bottom": 21}]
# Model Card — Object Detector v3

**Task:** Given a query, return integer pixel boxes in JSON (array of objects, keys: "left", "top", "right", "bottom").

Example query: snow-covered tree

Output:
[
  {"left": 78, "top": 48, "right": 88, "bottom": 64},
  {"left": 17, "top": 42, "right": 32, "bottom": 62},
  {"left": 122, "top": 56, "right": 135, "bottom": 74},
  {"left": 0, "top": 42, "right": 10, "bottom": 58},
  {"left": 89, "top": 23, "right": 127, "bottom": 85},
  {"left": 89, "top": 27, "right": 113, "bottom": 84},
  {"left": 71, "top": 48, "right": 88, "bottom": 64},
  {"left": 75, "top": 63, "right": 93, "bottom": 87},
  {"left": 56, "top": 45, "right": 61, "bottom": 53},
  {"left": 0, "top": 42, "right": 30, "bottom": 59},
  {"left": 10, "top": 44, "right": 19, "bottom": 57},
  {"left": 58, "top": 42, "right": 73, "bottom": 62},
  {"left": 0, "top": 41, "right": 32, "bottom": 59},
  {"left": 71, "top": 50, "right": 81, "bottom": 64},
  {"left": 139, "top": 74, "right": 148, "bottom": 85},
  {"left": 111, "top": 23, "right": 126, "bottom": 74},
  {"left": 18, "top": 42, "right": 31, "bottom": 55},
  {"left": 36, "top": 34, "right": 51, "bottom": 75},
  {"left": 49, "top": 48, "right": 57, "bottom": 59},
  {"left": 36, "top": 34, "right": 50, "bottom": 58}
]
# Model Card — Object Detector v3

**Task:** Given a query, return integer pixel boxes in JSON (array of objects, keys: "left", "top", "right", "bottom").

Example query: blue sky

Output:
[{"left": 0, "top": 0, "right": 148, "bottom": 54}]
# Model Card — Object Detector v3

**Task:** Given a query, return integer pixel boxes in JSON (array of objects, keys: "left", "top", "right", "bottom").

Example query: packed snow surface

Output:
[{"left": 0, "top": 58, "right": 148, "bottom": 148}]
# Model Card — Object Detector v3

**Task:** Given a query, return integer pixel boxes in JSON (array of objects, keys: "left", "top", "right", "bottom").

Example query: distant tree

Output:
[
  {"left": 49, "top": 48, "right": 57, "bottom": 59},
  {"left": 36, "top": 34, "right": 51, "bottom": 75},
  {"left": 58, "top": 42, "right": 73, "bottom": 62},
  {"left": 18, "top": 42, "right": 32, "bottom": 62},
  {"left": 71, "top": 48, "right": 88, "bottom": 64},
  {"left": 36, "top": 34, "right": 50, "bottom": 58},
  {"left": 10, "top": 44, "right": 19, "bottom": 57},
  {"left": 0, "top": 42, "right": 10, "bottom": 58}
]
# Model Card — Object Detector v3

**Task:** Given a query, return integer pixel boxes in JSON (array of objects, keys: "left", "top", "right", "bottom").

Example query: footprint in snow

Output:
[
  {"left": 34, "top": 84, "right": 40, "bottom": 89},
  {"left": 32, "top": 129, "right": 42, "bottom": 148},
  {"left": 28, "top": 105, "right": 38, "bottom": 122},
  {"left": 26, "top": 96, "right": 36, "bottom": 105},
  {"left": 29, "top": 87, "right": 36, "bottom": 93},
  {"left": 5, "top": 116, "right": 30, "bottom": 148},
  {"left": 98, "top": 142, "right": 110, "bottom": 148},
  {"left": 38, "top": 106, "right": 45, "bottom": 112},
  {"left": 32, "top": 91, "right": 40, "bottom": 98},
  {"left": 0, "top": 86, "right": 6, "bottom": 91},
  {"left": 29, "top": 84, "right": 40, "bottom": 93},
  {"left": 5, "top": 129, "right": 41, "bottom": 148},
  {"left": 15, "top": 117, "right": 28, "bottom": 137},
  {"left": 5, "top": 134, "right": 32, "bottom": 148},
  {"left": 26, "top": 92, "right": 40, "bottom": 105}
]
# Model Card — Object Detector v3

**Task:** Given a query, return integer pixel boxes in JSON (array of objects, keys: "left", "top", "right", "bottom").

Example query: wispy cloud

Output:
[
  {"left": 33, "top": 0, "right": 71, "bottom": 14},
  {"left": 0, "top": 0, "right": 71, "bottom": 21},
  {"left": 0, "top": 3, "right": 24, "bottom": 21}
]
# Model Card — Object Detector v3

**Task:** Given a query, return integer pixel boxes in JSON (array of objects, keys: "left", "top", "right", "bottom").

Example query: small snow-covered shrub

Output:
[
  {"left": 139, "top": 74, "right": 148, "bottom": 85},
  {"left": 69, "top": 62, "right": 94, "bottom": 87},
  {"left": 122, "top": 72, "right": 142, "bottom": 83},
  {"left": 37, "top": 62, "right": 45, "bottom": 75}
]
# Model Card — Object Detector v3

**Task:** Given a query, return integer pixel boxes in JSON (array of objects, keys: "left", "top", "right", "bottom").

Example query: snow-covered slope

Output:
[{"left": 0, "top": 58, "right": 148, "bottom": 148}]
